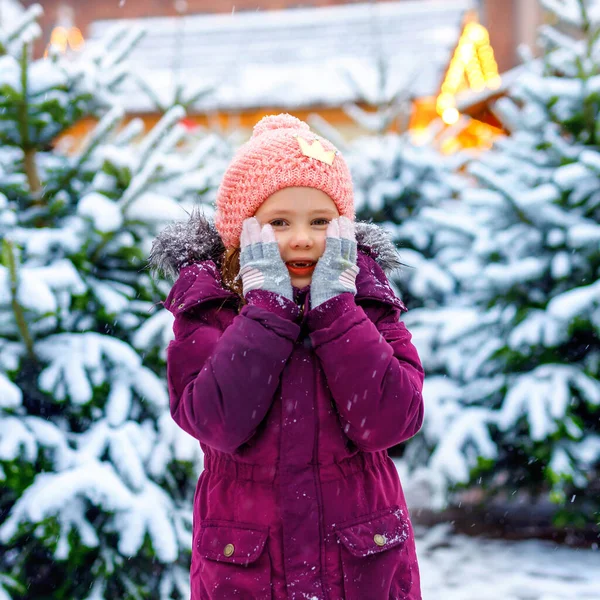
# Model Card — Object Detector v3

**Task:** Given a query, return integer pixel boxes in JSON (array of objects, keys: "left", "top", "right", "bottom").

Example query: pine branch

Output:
[
  {"left": 91, "top": 109, "right": 184, "bottom": 263},
  {"left": 2, "top": 239, "right": 37, "bottom": 362},
  {"left": 18, "top": 43, "right": 42, "bottom": 199},
  {"left": 136, "top": 105, "right": 185, "bottom": 168},
  {"left": 0, "top": 4, "right": 43, "bottom": 58},
  {"left": 130, "top": 74, "right": 166, "bottom": 113},
  {"left": 577, "top": 0, "right": 598, "bottom": 144},
  {"left": 468, "top": 163, "right": 534, "bottom": 225},
  {"left": 51, "top": 106, "right": 125, "bottom": 196},
  {"left": 577, "top": 0, "right": 591, "bottom": 36}
]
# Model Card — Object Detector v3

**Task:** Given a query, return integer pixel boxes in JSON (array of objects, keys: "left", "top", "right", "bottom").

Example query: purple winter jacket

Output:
[{"left": 152, "top": 213, "right": 425, "bottom": 600}]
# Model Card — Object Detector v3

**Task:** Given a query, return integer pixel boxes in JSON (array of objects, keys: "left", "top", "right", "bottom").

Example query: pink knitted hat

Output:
[{"left": 214, "top": 113, "right": 355, "bottom": 249}]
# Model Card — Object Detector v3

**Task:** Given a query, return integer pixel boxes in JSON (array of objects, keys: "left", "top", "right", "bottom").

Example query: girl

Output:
[{"left": 150, "top": 114, "right": 424, "bottom": 600}]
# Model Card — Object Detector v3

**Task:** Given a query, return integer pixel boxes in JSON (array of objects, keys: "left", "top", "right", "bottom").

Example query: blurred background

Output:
[
  {"left": 21, "top": 0, "right": 544, "bottom": 147},
  {"left": 0, "top": 1, "right": 599, "bottom": 599}
]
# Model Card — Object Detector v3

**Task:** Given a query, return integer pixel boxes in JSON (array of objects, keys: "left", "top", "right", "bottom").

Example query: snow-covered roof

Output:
[{"left": 88, "top": 0, "right": 473, "bottom": 113}]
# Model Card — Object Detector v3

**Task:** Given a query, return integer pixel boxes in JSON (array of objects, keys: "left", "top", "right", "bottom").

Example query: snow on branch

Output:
[{"left": 35, "top": 332, "right": 167, "bottom": 415}]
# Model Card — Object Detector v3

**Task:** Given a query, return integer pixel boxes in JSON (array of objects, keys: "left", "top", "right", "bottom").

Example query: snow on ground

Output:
[{"left": 415, "top": 523, "right": 599, "bottom": 600}]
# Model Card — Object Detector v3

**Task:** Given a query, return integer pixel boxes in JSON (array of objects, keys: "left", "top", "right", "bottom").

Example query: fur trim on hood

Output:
[{"left": 148, "top": 207, "right": 403, "bottom": 281}]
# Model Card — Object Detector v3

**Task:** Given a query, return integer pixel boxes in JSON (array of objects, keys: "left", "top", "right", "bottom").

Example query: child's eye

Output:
[{"left": 269, "top": 219, "right": 330, "bottom": 227}]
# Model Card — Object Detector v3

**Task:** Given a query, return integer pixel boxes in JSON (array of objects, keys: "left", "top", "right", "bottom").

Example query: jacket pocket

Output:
[
  {"left": 335, "top": 506, "right": 413, "bottom": 600},
  {"left": 197, "top": 519, "right": 271, "bottom": 599}
]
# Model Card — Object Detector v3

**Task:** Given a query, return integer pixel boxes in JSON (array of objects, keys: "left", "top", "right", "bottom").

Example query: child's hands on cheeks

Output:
[
  {"left": 238, "top": 217, "right": 294, "bottom": 301},
  {"left": 310, "top": 216, "right": 359, "bottom": 309}
]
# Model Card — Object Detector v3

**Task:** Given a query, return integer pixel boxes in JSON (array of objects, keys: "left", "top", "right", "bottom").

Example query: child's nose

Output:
[{"left": 289, "top": 228, "right": 314, "bottom": 249}]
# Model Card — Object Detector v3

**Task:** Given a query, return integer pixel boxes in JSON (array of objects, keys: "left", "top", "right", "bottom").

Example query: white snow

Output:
[
  {"left": 0, "top": 261, "right": 86, "bottom": 315},
  {"left": 0, "top": 373, "right": 21, "bottom": 408},
  {"left": 547, "top": 280, "right": 600, "bottom": 320},
  {"left": 125, "top": 191, "right": 185, "bottom": 223},
  {"left": 0, "top": 55, "right": 20, "bottom": 91},
  {"left": 78, "top": 192, "right": 124, "bottom": 232},
  {"left": 430, "top": 406, "right": 497, "bottom": 483},
  {"left": 415, "top": 523, "right": 600, "bottom": 600},
  {"left": 508, "top": 309, "right": 567, "bottom": 349},
  {"left": 35, "top": 332, "right": 168, "bottom": 409},
  {"left": 497, "top": 366, "right": 600, "bottom": 441}
]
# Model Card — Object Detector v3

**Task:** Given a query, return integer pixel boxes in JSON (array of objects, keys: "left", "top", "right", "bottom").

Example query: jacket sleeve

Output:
[
  {"left": 166, "top": 286, "right": 301, "bottom": 454},
  {"left": 306, "top": 292, "right": 424, "bottom": 452}
]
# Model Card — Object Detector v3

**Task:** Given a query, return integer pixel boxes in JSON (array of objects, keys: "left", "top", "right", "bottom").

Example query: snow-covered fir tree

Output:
[
  {"left": 345, "top": 134, "right": 475, "bottom": 311},
  {"left": 405, "top": 0, "right": 600, "bottom": 525},
  {"left": 0, "top": 6, "right": 233, "bottom": 599}
]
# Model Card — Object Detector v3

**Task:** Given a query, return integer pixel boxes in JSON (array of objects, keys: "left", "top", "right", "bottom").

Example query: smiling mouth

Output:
[
  {"left": 286, "top": 262, "right": 316, "bottom": 274},
  {"left": 287, "top": 262, "right": 316, "bottom": 268}
]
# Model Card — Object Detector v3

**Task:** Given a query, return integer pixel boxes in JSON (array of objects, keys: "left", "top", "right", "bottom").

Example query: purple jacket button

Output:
[
  {"left": 223, "top": 543, "right": 235, "bottom": 557},
  {"left": 373, "top": 534, "right": 386, "bottom": 546}
]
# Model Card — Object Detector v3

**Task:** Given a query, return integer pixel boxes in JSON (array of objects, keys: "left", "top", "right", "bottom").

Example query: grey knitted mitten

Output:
[
  {"left": 238, "top": 217, "right": 294, "bottom": 301},
  {"left": 310, "top": 216, "right": 359, "bottom": 309}
]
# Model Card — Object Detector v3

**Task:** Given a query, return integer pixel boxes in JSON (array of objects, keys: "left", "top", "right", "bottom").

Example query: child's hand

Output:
[
  {"left": 310, "top": 216, "right": 359, "bottom": 309},
  {"left": 238, "top": 217, "right": 294, "bottom": 300}
]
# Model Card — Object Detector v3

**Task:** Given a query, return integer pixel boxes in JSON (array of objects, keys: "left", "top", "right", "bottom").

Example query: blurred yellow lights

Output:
[
  {"left": 436, "top": 20, "right": 500, "bottom": 126},
  {"left": 68, "top": 28, "right": 85, "bottom": 51},
  {"left": 436, "top": 92, "right": 454, "bottom": 110},
  {"left": 442, "top": 107, "right": 460, "bottom": 125},
  {"left": 44, "top": 26, "right": 85, "bottom": 57},
  {"left": 487, "top": 75, "right": 502, "bottom": 90},
  {"left": 466, "top": 23, "right": 489, "bottom": 44}
]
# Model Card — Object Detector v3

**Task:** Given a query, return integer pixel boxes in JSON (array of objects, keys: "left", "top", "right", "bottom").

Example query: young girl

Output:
[{"left": 150, "top": 114, "right": 424, "bottom": 600}]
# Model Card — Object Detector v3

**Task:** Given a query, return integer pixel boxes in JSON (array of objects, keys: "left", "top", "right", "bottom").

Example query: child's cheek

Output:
[
  {"left": 316, "top": 237, "right": 327, "bottom": 259},
  {"left": 279, "top": 240, "right": 287, "bottom": 261}
]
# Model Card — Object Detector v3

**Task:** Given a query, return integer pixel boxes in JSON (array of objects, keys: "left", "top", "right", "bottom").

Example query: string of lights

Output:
[{"left": 436, "top": 20, "right": 501, "bottom": 125}]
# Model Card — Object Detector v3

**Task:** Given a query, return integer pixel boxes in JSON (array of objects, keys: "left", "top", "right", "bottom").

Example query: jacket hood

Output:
[{"left": 148, "top": 207, "right": 404, "bottom": 282}]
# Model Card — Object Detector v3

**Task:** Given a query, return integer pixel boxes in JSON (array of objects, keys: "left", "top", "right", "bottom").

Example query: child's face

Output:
[{"left": 254, "top": 186, "right": 340, "bottom": 289}]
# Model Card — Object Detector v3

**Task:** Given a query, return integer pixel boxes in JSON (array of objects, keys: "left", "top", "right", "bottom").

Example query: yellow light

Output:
[
  {"left": 45, "top": 24, "right": 85, "bottom": 57},
  {"left": 411, "top": 129, "right": 430, "bottom": 146},
  {"left": 465, "top": 23, "right": 489, "bottom": 44},
  {"left": 486, "top": 75, "right": 502, "bottom": 89},
  {"left": 448, "top": 67, "right": 463, "bottom": 80},
  {"left": 434, "top": 19, "right": 501, "bottom": 136},
  {"left": 49, "top": 26, "right": 68, "bottom": 52},
  {"left": 50, "top": 26, "right": 68, "bottom": 44},
  {"left": 441, "top": 136, "right": 461, "bottom": 154},
  {"left": 68, "top": 27, "right": 85, "bottom": 51},
  {"left": 447, "top": 69, "right": 464, "bottom": 83},
  {"left": 442, "top": 107, "right": 460, "bottom": 125},
  {"left": 436, "top": 93, "right": 455, "bottom": 110},
  {"left": 458, "top": 43, "right": 475, "bottom": 63}
]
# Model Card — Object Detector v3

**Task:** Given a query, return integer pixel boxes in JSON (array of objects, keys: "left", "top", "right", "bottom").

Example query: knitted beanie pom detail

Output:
[{"left": 252, "top": 113, "right": 310, "bottom": 138}]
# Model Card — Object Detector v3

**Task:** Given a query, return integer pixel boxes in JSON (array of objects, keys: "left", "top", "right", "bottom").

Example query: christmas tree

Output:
[
  {"left": 346, "top": 133, "right": 474, "bottom": 311},
  {"left": 0, "top": 6, "right": 232, "bottom": 598},
  {"left": 406, "top": 0, "right": 600, "bottom": 525}
]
